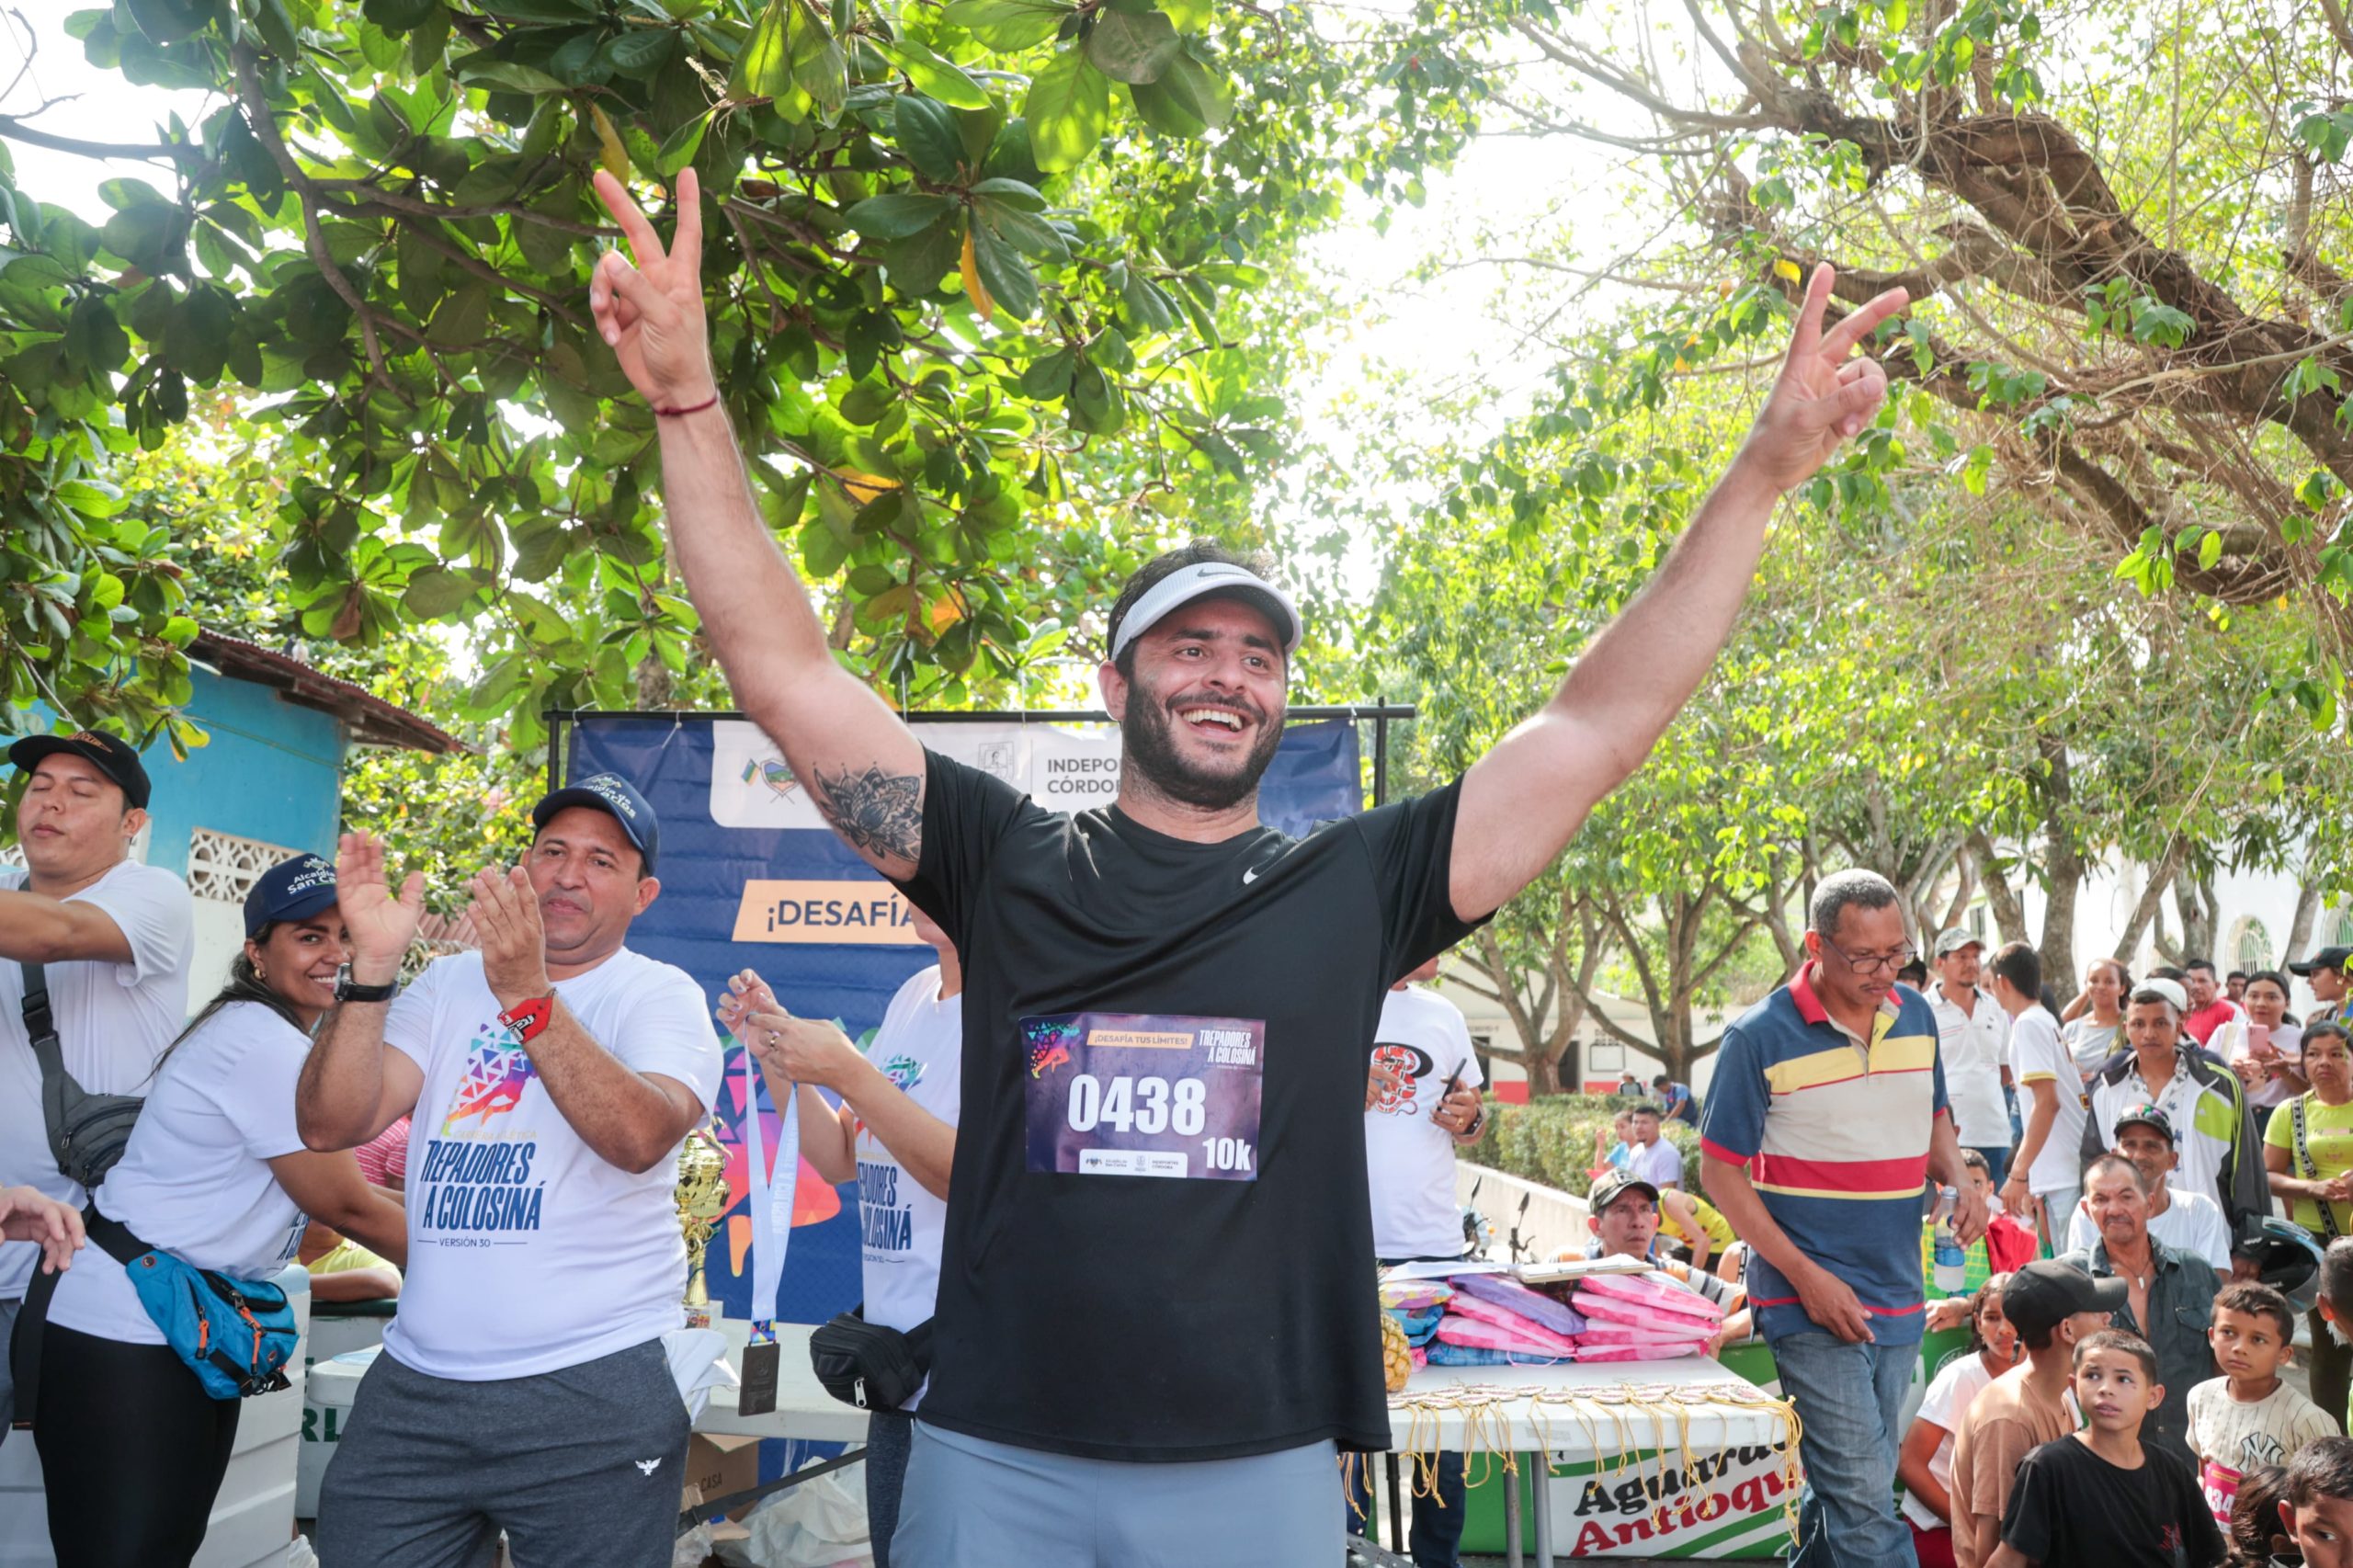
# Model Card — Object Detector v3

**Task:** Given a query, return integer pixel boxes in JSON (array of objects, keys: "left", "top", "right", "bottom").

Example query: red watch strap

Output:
[{"left": 500, "top": 995, "right": 555, "bottom": 1043}]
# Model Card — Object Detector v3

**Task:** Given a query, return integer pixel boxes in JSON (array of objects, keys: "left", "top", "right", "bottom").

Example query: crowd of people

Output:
[
  {"left": 1670, "top": 865, "right": 2353, "bottom": 1568},
  {"left": 17, "top": 166, "right": 2336, "bottom": 1568}
]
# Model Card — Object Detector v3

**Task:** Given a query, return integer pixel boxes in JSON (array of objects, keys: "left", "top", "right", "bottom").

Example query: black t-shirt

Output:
[
  {"left": 2001, "top": 1433, "right": 2226, "bottom": 1568},
  {"left": 892, "top": 749, "right": 1485, "bottom": 1461}
]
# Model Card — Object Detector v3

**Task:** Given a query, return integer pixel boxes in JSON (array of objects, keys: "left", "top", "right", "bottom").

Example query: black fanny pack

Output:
[
  {"left": 808, "top": 1306, "right": 932, "bottom": 1412},
  {"left": 23, "top": 960, "right": 143, "bottom": 1190}
]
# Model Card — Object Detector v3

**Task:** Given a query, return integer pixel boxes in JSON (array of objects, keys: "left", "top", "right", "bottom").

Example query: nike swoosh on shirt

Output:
[{"left": 1242, "top": 865, "right": 1262, "bottom": 884}]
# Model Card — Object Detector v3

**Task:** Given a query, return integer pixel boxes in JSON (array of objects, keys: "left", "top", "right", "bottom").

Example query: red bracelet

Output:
[
  {"left": 500, "top": 995, "right": 555, "bottom": 1043},
  {"left": 654, "top": 393, "right": 721, "bottom": 418}
]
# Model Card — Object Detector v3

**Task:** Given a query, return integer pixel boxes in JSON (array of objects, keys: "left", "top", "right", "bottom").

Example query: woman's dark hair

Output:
[
  {"left": 2245, "top": 969, "right": 2293, "bottom": 1003},
  {"left": 2089, "top": 956, "right": 2133, "bottom": 994},
  {"left": 148, "top": 925, "right": 312, "bottom": 1082}
]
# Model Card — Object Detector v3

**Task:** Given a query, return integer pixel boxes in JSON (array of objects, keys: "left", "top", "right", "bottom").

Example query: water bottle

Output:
[{"left": 1932, "top": 1186, "right": 1968, "bottom": 1293}]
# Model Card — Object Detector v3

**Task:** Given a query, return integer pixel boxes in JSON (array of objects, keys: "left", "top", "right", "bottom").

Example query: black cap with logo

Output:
[{"left": 9, "top": 730, "right": 152, "bottom": 810}]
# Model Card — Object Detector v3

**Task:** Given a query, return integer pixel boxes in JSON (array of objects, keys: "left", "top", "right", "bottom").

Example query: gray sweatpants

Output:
[
  {"left": 316, "top": 1338, "right": 689, "bottom": 1568},
  {"left": 890, "top": 1420, "right": 1344, "bottom": 1568}
]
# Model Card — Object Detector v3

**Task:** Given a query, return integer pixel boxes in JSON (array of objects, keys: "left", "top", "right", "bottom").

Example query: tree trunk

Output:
[
  {"left": 2283, "top": 881, "right": 2327, "bottom": 971},
  {"left": 2172, "top": 871, "right": 2220, "bottom": 965},
  {"left": 2115, "top": 842, "right": 2183, "bottom": 966},
  {"left": 2035, "top": 738, "right": 2081, "bottom": 999},
  {"left": 1967, "top": 831, "right": 2030, "bottom": 945},
  {"left": 634, "top": 648, "right": 675, "bottom": 710}
]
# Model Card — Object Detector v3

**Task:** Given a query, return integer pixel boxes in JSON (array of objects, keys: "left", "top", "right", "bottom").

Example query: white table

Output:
[{"left": 1381, "top": 1357, "right": 1798, "bottom": 1567}]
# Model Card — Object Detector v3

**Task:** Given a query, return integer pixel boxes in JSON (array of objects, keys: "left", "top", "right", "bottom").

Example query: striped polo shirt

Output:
[{"left": 1699, "top": 966, "right": 1949, "bottom": 1345}]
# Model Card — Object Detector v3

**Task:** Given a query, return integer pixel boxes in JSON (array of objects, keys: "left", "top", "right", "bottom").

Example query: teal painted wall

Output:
[
  {"left": 13, "top": 668, "right": 345, "bottom": 874},
  {"left": 146, "top": 668, "right": 345, "bottom": 874}
]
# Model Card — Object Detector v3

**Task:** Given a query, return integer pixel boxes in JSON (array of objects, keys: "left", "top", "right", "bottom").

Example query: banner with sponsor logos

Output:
[{"left": 561, "top": 712, "right": 1365, "bottom": 1325}]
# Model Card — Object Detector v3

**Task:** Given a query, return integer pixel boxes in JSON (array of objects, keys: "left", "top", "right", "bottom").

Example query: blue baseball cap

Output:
[
  {"left": 530, "top": 772, "right": 658, "bottom": 872},
  {"left": 244, "top": 854, "right": 338, "bottom": 937}
]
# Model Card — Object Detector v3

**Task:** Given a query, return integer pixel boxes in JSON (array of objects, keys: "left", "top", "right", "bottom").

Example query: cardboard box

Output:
[{"left": 681, "top": 1433, "right": 762, "bottom": 1517}]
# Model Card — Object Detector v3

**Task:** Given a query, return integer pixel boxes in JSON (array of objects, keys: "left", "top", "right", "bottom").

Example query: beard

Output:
[{"left": 1120, "top": 685, "right": 1284, "bottom": 812}]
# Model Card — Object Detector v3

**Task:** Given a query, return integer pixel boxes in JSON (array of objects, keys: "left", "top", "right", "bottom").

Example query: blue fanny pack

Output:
[{"left": 96, "top": 1210, "right": 298, "bottom": 1401}]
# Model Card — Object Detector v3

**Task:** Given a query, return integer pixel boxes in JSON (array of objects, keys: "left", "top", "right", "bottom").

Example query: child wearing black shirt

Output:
[{"left": 1994, "top": 1329, "right": 2226, "bottom": 1568}]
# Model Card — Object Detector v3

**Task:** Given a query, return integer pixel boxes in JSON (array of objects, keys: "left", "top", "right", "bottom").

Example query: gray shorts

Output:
[
  {"left": 890, "top": 1420, "right": 1344, "bottom": 1568},
  {"left": 316, "top": 1338, "right": 690, "bottom": 1568}
]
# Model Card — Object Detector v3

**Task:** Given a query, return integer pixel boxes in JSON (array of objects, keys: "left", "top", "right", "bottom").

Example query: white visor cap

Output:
[{"left": 1107, "top": 562, "right": 1303, "bottom": 665}]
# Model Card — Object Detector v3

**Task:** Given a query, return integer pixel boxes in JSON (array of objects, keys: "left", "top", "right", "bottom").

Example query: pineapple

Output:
[{"left": 1381, "top": 1309, "right": 1413, "bottom": 1392}]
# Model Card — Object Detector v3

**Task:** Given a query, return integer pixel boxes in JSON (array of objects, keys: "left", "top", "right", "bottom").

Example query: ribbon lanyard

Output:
[{"left": 742, "top": 1046, "right": 800, "bottom": 1343}]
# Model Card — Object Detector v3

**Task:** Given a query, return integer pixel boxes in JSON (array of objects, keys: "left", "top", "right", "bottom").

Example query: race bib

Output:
[{"left": 1021, "top": 1012, "right": 1265, "bottom": 1181}]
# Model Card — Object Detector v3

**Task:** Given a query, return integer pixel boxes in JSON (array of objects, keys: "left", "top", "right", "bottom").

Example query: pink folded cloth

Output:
[
  {"left": 1381, "top": 1281, "right": 1452, "bottom": 1312},
  {"left": 1574, "top": 1270, "right": 1724, "bottom": 1324},
  {"left": 1574, "top": 1340, "right": 1705, "bottom": 1363},
  {"left": 1441, "top": 1297, "right": 1583, "bottom": 1356},
  {"left": 1574, "top": 1322, "right": 1713, "bottom": 1346},
  {"left": 1450, "top": 1274, "right": 1587, "bottom": 1337},
  {"left": 1435, "top": 1314, "right": 1582, "bottom": 1358}
]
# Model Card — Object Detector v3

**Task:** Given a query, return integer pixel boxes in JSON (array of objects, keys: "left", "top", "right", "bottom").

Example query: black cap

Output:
[
  {"left": 9, "top": 730, "right": 152, "bottom": 810},
  {"left": 244, "top": 853, "right": 337, "bottom": 938},
  {"left": 531, "top": 772, "right": 658, "bottom": 872},
  {"left": 1587, "top": 1168, "right": 1659, "bottom": 1213},
  {"left": 2291, "top": 946, "right": 2353, "bottom": 977},
  {"left": 2001, "top": 1259, "right": 2128, "bottom": 1339}
]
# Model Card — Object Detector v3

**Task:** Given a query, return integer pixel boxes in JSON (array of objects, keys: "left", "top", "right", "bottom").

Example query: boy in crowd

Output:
[
  {"left": 2285, "top": 1438, "right": 2353, "bottom": 1568},
  {"left": 1949, "top": 1261, "right": 2126, "bottom": 1568},
  {"left": 2188, "top": 1282, "right": 2338, "bottom": 1526},
  {"left": 1990, "top": 1329, "right": 2225, "bottom": 1568},
  {"left": 2320, "top": 1238, "right": 2353, "bottom": 1431}
]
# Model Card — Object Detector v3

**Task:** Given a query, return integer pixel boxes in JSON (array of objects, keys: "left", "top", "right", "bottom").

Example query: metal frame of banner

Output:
[{"left": 543, "top": 703, "right": 1419, "bottom": 808}]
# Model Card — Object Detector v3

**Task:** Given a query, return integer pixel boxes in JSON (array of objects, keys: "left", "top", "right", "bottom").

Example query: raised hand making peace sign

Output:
[
  {"left": 589, "top": 166, "right": 718, "bottom": 413},
  {"left": 1739, "top": 263, "right": 1908, "bottom": 495}
]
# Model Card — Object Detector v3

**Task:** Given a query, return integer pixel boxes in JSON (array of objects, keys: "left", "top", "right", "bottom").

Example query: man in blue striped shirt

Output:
[{"left": 1701, "top": 869, "right": 1984, "bottom": 1568}]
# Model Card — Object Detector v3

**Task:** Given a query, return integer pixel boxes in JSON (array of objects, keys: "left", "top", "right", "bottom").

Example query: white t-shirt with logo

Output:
[
  {"left": 1900, "top": 1350, "right": 2000, "bottom": 1530},
  {"left": 2008, "top": 1006, "right": 2087, "bottom": 1198},
  {"left": 857, "top": 964, "right": 962, "bottom": 1411},
  {"left": 1363, "top": 984, "right": 1482, "bottom": 1259},
  {"left": 46, "top": 1001, "right": 312, "bottom": 1343},
  {"left": 2064, "top": 1185, "right": 2234, "bottom": 1269},
  {"left": 381, "top": 948, "right": 722, "bottom": 1381},
  {"left": 1929, "top": 982, "right": 2012, "bottom": 1149},
  {"left": 0, "top": 859, "right": 194, "bottom": 1300}
]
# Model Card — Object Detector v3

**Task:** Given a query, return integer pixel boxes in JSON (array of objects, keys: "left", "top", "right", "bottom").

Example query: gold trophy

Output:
[{"left": 676, "top": 1121, "right": 731, "bottom": 1330}]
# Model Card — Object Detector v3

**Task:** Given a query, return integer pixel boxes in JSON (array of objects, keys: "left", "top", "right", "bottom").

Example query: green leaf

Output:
[
  {"left": 249, "top": 0, "right": 300, "bottom": 59},
  {"left": 363, "top": 0, "right": 442, "bottom": 34},
  {"left": 402, "top": 565, "right": 477, "bottom": 619},
  {"left": 1129, "top": 49, "right": 1228, "bottom": 135},
  {"left": 791, "top": 3, "right": 847, "bottom": 113},
  {"left": 126, "top": 0, "right": 220, "bottom": 45},
  {"left": 654, "top": 112, "right": 708, "bottom": 175},
  {"left": 871, "top": 39, "right": 992, "bottom": 110},
  {"left": 1158, "top": 0, "right": 1210, "bottom": 28},
  {"left": 969, "top": 221, "right": 1039, "bottom": 317},
  {"left": 975, "top": 195, "right": 1068, "bottom": 261},
  {"left": 893, "top": 95, "right": 966, "bottom": 182},
  {"left": 731, "top": 0, "right": 793, "bottom": 97},
  {"left": 942, "top": 0, "right": 1072, "bottom": 50},
  {"left": 2197, "top": 529, "right": 2224, "bottom": 570},
  {"left": 604, "top": 26, "right": 680, "bottom": 75},
  {"left": 452, "top": 54, "right": 570, "bottom": 94},
  {"left": 1025, "top": 48, "right": 1109, "bottom": 174},
  {"left": 1084, "top": 7, "right": 1179, "bottom": 84},
  {"left": 969, "top": 176, "right": 1045, "bottom": 210},
  {"left": 844, "top": 192, "right": 956, "bottom": 238}
]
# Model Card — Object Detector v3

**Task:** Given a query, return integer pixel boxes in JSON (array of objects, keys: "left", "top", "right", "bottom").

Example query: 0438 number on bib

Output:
[{"left": 1021, "top": 1013, "right": 1264, "bottom": 1181}]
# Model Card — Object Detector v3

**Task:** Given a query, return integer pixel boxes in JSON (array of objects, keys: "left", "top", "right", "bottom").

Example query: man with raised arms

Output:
[{"left": 587, "top": 165, "right": 1914, "bottom": 1568}]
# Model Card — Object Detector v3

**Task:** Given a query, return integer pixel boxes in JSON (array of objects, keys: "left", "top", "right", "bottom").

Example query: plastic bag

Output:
[{"left": 717, "top": 1460, "right": 875, "bottom": 1568}]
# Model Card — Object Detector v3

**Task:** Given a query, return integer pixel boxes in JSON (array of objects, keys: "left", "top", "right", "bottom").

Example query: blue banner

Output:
[{"left": 563, "top": 713, "right": 1365, "bottom": 1325}]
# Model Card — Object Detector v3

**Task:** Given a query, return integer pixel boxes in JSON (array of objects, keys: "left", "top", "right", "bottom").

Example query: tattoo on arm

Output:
[{"left": 811, "top": 763, "right": 923, "bottom": 864}]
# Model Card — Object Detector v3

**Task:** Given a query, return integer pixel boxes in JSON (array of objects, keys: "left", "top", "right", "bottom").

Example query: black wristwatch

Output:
[{"left": 334, "top": 964, "right": 398, "bottom": 1004}]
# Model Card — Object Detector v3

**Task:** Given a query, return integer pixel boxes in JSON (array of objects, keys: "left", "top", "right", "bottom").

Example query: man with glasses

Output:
[{"left": 1702, "top": 869, "right": 1982, "bottom": 1568}]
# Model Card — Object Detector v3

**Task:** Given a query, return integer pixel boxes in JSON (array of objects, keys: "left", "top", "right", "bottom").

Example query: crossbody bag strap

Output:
[
  {"left": 17, "top": 960, "right": 65, "bottom": 1083},
  {"left": 2294, "top": 1095, "right": 2343, "bottom": 1242}
]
